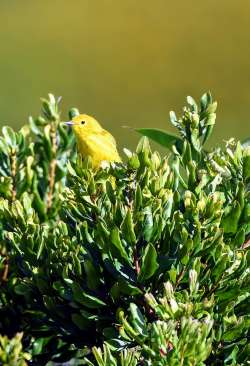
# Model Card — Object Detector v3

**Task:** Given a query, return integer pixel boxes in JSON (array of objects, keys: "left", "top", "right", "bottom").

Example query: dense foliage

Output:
[{"left": 0, "top": 93, "right": 249, "bottom": 365}]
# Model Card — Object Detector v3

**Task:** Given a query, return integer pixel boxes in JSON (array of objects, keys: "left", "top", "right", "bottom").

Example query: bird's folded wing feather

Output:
[
  {"left": 99, "top": 129, "right": 118, "bottom": 147},
  {"left": 87, "top": 130, "right": 121, "bottom": 161}
]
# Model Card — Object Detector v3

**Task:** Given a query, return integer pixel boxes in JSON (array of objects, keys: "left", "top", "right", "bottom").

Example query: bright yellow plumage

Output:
[{"left": 70, "top": 114, "right": 121, "bottom": 169}]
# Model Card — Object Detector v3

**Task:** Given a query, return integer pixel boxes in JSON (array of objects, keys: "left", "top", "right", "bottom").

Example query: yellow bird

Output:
[{"left": 65, "top": 114, "right": 121, "bottom": 169}]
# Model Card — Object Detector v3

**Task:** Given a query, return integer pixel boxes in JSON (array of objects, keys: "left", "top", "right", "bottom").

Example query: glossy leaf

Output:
[
  {"left": 138, "top": 243, "right": 159, "bottom": 282},
  {"left": 71, "top": 283, "right": 106, "bottom": 309},
  {"left": 136, "top": 128, "right": 181, "bottom": 150}
]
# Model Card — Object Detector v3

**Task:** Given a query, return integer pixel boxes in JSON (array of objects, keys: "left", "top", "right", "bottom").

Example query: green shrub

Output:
[
  {"left": 0, "top": 93, "right": 249, "bottom": 365},
  {"left": 0, "top": 333, "right": 30, "bottom": 366}
]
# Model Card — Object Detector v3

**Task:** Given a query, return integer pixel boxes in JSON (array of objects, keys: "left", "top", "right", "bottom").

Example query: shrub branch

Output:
[
  {"left": 47, "top": 123, "right": 57, "bottom": 210},
  {"left": 10, "top": 148, "right": 16, "bottom": 201}
]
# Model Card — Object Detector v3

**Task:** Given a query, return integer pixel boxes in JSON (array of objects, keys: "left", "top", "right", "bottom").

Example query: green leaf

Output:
[
  {"left": 71, "top": 283, "right": 106, "bottom": 309},
  {"left": 143, "top": 207, "right": 154, "bottom": 241},
  {"left": 117, "top": 278, "right": 143, "bottom": 296},
  {"left": 72, "top": 253, "right": 82, "bottom": 276},
  {"left": 134, "top": 185, "right": 142, "bottom": 212},
  {"left": 130, "top": 303, "right": 147, "bottom": 337},
  {"left": 179, "top": 238, "right": 193, "bottom": 260},
  {"left": 84, "top": 259, "right": 101, "bottom": 291},
  {"left": 212, "top": 254, "right": 228, "bottom": 282},
  {"left": 187, "top": 95, "right": 198, "bottom": 112},
  {"left": 32, "top": 337, "right": 49, "bottom": 356},
  {"left": 0, "top": 137, "right": 9, "bottom": 154},
  {"left": 222, "top": 321, "right": 247, "bottom": 342},
  {"left": 243, "top": 153, "right": 250, "bottom": 180},
  {"left": 71, "top": 313, "right": 90, "bottom": 330},
  {"left": 206, "top": 101, "right": 217, "bottom": 114},
  {"left": 138, "top": 243, "right": 159, "bottom": 282},
  {"left": 110, "top": 227, "right": 131, "bottom": 264},
  {"left": 53, "top": 281, "right": 72, "bottom": 301},
  {"left": 136, "top": 128, "right": 181, "bottom": 150},
  {"left": 92, "top": 347, "right": 105, "bottom": 366},
  {"left": 14, "top": 283, "right": 33, "bottom": 296},
  {"left": 222, "top": 201, "right": 241, "bottom": 234},
  {"left": 121, "top": 209, "right": 136, "bottom": 246},
  {"left": 106, "top": 181, "right": 116, "bottom": 204},
  {"left": 200, "top": 91, "right": 212, "bottom": 111},
  {"left": 234, "top": 227, "right": 245, "bottom": 247},
  {"left": 69, "top": 107, "right": 79, "bottom": 119},
  {"left": 37, "top": 234, "right": 45, "bottom": 259},
  {"left": 128, "top": 154, "right": 140, "bottom": 169},
  {"left": 2, "top": 126, "right": 16, "bottom": 147},
  {"left": 169, "top": 110, "right": 178, "bottom": 126}
]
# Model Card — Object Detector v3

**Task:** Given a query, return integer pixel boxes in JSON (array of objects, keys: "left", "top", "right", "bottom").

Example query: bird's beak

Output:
[{"left": 62, "top": 121, "right": 74, "bottom": 126}]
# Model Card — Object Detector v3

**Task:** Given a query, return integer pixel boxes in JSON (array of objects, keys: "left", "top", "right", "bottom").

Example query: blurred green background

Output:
[{"left": 0, "top": 0, "right": 249, "bottom": 151}]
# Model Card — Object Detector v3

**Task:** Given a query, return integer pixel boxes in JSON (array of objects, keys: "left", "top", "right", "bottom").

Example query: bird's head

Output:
[{"left": 64, "top": 114, "right": 102, "bottom": 138}]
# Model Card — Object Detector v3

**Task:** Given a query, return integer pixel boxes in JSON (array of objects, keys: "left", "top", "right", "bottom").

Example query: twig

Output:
[
  {"left": 1, "top": 255, "right": 9, "bottom": 282},
  {"left": 47, "top": 123, "right": 57, "bottom": 210},
  {"left": 10, "top": 149, "right": 17, "bottom": 201},
  {"left": 174, "top": 266, "right": 186, "bottom": 289},
  {"left": 2, "top": 258, "right": 9, "bottom": 282},
  {"left": 134, "top": 248, "right": 140, "bottom": 275},
  {"left": 241, "top": 237, "right": 250, "bottom": 249},
  {"left": 207, "top": 277, "right": 223, "bottom": 297}
]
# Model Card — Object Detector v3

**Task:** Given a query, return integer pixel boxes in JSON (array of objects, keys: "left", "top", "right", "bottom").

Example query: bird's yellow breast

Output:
[{"left": 76, "top": 131, "right": 121, "bottom": 169}]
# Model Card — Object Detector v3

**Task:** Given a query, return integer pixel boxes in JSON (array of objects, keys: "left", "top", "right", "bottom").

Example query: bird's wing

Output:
[
  {"left": 87, "top": 130, "right": 121, "bottom": 163},
  {"left": 99, "top": 129, "right": 117, "bottom": 148}
]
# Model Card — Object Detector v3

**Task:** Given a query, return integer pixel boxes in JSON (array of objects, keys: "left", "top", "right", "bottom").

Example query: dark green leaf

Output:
[
  {"left": 138, "top": 243, "right": 159, "bottom": 282},
  {"left": 136, "top": 128, "right": 181, "bottom": 150},
  {"left": 121, "top": 209, "right": 136, "bottom": 246},
  {"left": 222, "top": 201, "right": 241, "bottom": 234},
  {"left": 110, "top": 227, "right": 131, "bottom": 264},
  {"left": 71, "top": 283, "right": 106, "bottom": 309}
]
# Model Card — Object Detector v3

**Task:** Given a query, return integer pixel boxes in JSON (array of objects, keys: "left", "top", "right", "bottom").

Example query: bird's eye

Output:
[{"left": 81, "top": 121, "right": 86, "bottom": 125}]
